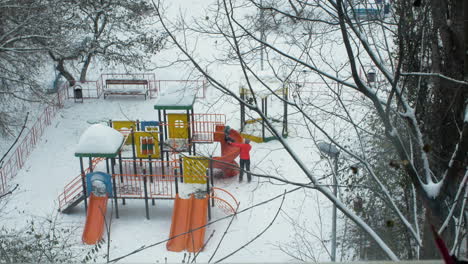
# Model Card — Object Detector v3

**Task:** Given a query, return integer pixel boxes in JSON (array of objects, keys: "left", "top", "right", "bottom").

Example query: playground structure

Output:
[
  {"left": 57, "top": 85, "right": 243, "bottom": 252},
  {"left": 239, "top": 74, "right": 289, "bottom": 143}
]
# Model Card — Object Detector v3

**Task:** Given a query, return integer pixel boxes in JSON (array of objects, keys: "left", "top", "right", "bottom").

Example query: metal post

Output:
[
  {"left": 131, "top": 129, "right": 137, "bottom": 174},
  {"left": 80, "top": 157, "right": 88, "bottom": 213},
  {"left": 175, "top": 166, "right": 179, "bottom": 195},
  {"left": 118, "top": 152, "right": 126, "bottom": 205},
  {"left": 317, "top": 141, "right": 339, "bottom": 262},
  {"left": 210, "top": 156, "right": 215, "bottom": 207},
  {"left": 331, "top": 155, "right": 338, "bottom": 262},
  {"left": 191, "top": 109, "right": 196, "bottom": 155},
  {"left": 149, "top": 155, "right": 153, "bottom": 183},
  {"left": 179, "top": 157, "right": 184, "bottom": 183},
  {"left": 88, "top": 157, "right": 93, "bottom": 173},
  {"left": 111, "top": 158, "right": 119, "bottom": 219},
  {"left": 149, "top": 155, "right": 155, "bottom": 206},
  {"left": 158, "top": 110, "right": 164, "bottom": 158},
  {"left": 187, "top": 109, "right": 192, "bottom": 155},
  {"left": 143, "top": 174, "right": 149, "bottom": 220},
  {"left": 159, "top": 109, "right": 165, "bottom": 179},
  {"left": 163, "top": 110, "right": 168, "bottom": 141},
  {"left": 207, "top": 177, "right": 211, "bottom": 220}
]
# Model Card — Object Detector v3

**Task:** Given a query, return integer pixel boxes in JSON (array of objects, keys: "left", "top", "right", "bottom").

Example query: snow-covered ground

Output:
[
  {"left": 0, "top": 0, "right": 374, "bottom": 262},
  {"left": 2, "top": 84, "right": 338, "bottom": 262}
]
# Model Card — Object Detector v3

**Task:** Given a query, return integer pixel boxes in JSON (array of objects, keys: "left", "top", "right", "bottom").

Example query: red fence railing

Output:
[
  {"left": 0, "top": 83, "right": 68, "bottom": 195},
  {"left": 64, "top": 76, "right": 207, "bottom": 101},
  {"left": 191, "top": 113, "right": 225, "bottom": 142},
  {"left": 65, "top": 81, "right": 101, "bottom": 100}
]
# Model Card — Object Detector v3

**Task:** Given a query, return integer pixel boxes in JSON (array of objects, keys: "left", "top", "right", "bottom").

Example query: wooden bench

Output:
[{"left": 104, "top": 79, "right": 149, "bottom": 99}]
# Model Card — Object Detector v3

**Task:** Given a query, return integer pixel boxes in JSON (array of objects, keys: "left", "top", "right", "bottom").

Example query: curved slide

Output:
[
  {"left": 213, "top": 125, "right": 243, "bottom": 178},
  {"left": 82, "top": 193, "right": 108, "bottom": 245},
  {"left": 167, "top": 194, "right": 209, "bottom": 252}
]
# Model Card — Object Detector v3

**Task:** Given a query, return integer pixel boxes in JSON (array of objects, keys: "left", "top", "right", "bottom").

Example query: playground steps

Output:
[
  {"left": 60, "top": 193, "right": 85, "bottom": 214},
  {"left": 58, "top": 157, "right": 105, "bottom": 213}
]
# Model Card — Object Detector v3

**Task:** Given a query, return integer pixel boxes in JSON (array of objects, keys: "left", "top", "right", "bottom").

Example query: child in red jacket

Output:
[{"left": 229, "top": 138, "right": 252, "bottom": 182}]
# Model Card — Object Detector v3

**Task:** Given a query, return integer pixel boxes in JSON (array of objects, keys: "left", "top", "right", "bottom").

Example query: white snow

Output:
[
  {"left": 75, "top": 124, "right": 124, "bottom": 155},
  {"left": 154, "top": 86, "right": 197, "bottom": 108},
  {"left": 422, "top": 180, "right": 443, "bottom": 199}
]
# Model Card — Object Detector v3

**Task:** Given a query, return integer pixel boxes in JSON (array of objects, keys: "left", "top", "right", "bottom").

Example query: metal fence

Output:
[
  {"left": 0, "top": 84, "right": 67, "bottom": 195},
  {"left": 149, "top": 80, "right": 207, "bottom": 99},
  {"left": 64, "top": 77, "right": 207, "bottom": 101}
]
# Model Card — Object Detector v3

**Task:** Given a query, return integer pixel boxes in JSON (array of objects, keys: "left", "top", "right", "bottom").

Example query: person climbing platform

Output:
[
  {"left": 229, "top": 138, "right": 252, "bottom": 183},
  {"left": 224, "top": 125, "right": 234, "bottom": 143}
]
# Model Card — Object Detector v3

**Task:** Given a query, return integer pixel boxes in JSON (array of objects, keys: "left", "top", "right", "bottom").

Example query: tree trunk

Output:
[
  {"left": 421, "top": 210, "right": 440, "bottom": 259},
  {"left": 56, "top": 59, "right": 76, "bottom": 86},
  {"left": 79, "top": 54, "right": 93, "bottom": 82}
]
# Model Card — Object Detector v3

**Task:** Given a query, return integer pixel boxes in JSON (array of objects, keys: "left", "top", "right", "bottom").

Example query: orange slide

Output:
[
  {"left": 167, "top": 194, "right": 209, "bottom": 252},
  {"left": 82, "top": 193, "right": 108, "bottom": 245},
  {"left": 213, "top": 125, "right": 243, "bottom": 177}
]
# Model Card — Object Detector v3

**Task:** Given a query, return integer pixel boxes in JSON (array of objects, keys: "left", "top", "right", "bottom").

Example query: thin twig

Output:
[
  {"left": 0, "top": 112, "right": 29, "bottom": 167},
  {"left": 213, "top": 190, "right": 287, "bottom": 263},
  {"left": 0, "top": 184, "right": 18, "bottom": 200},
  {"left": 108, "top": 187, "right": 301, "bottom": 263},
  {"left": 192, "top": 230, "right": 216, "bottom": 263},
  {"left": 208, "top": 202, "right": 240, "bottom": 263}
]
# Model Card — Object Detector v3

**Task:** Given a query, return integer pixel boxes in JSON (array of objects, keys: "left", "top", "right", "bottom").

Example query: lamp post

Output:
[{"left": 317, "top": 141, "right": 340, "bottom": 262}]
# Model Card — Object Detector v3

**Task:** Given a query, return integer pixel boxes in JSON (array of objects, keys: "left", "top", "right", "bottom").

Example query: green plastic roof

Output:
[
  {"left": 74, "top": 124, "right": 125, "bottom": 158},
  {"left": 75, "top": 151, "right": 121, "bottom": 158}
]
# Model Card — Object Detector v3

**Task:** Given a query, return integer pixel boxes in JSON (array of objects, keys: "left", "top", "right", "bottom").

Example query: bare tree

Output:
[
  {"left": 152, "top": 0, "right": 467, "bottom": 260},
  {"left": 38, "top": 0, "right": 167, "bottom": 84}
]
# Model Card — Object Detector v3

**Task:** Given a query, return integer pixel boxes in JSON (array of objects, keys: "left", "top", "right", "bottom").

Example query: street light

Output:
[{"left": 317, "top": 141, "right": 340, "bottom": 262}]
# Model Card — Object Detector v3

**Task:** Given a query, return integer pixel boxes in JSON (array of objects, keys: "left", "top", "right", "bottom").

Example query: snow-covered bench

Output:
[{"left": 103, "top": 79, "right": 149, "bottom": 99}]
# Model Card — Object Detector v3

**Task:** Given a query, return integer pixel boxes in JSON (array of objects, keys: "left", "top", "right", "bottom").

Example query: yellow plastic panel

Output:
[
  {"left": 112, "top": 121, "right": 137, "bottom": 144},
  {"left": 183, "top": 157, "right": 208, "bottom": 184},
  {"left": 167, "top": 113, "right": 189, "bottom": 139},
  {"left": 134, "top": 131, "right": 160, "bottom": 158}
]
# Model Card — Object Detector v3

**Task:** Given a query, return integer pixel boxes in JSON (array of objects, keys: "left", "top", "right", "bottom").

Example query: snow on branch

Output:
[{"left": 401, "top": 72, "right": 468, "bottom": 87}]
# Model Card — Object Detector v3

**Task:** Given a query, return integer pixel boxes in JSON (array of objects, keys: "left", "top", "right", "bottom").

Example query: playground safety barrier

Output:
[
  {"left": 58, "top": 159, "right": 181, "bottom": 211},
  {"left": 0, "top": 84, "right": 68, "bottom": 196},
  {"left": 149, "top": 80, "right": 207, "bottom": 99},
  {"left": 112, "top": 159, "right": 179, "bottom": 199},
  {"left": 191, "top": 114, "right": 226, "bottom": 142},
  {"left": 210, "top": 187, "right": 239, "bottom": 215}
]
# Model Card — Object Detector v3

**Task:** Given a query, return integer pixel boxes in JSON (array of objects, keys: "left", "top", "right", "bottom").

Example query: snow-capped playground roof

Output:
[
  {"left": 154, "top": 86, "right": 197, "bottom": 110},
  {"left": 75, "top": 124, "right": 125, "bottom": 158},
  {"left": 239, "top": 71, "right": 285, "bottom": 99}
]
